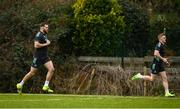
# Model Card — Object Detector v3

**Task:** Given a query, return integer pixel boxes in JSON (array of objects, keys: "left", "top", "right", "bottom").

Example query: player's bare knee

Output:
[
  {"left": 150, "top": 77, "right": 154, "bottom": 81},
  {"left": 48, "top": 67, "right": 55, "bottom": 73},
  {"left": 52, "top": 67, "right": 55, "bottom": 72},
  {"left": 29, "top": 71, "right": 36, "bottom": 76},
  {"left": 162, "top": 77, "right": 168, "bottom": 82}
]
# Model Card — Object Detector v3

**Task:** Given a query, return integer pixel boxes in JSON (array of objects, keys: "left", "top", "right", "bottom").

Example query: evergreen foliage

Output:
[{"left": 71, "top": 0, "right": 125, "bottom": 56}]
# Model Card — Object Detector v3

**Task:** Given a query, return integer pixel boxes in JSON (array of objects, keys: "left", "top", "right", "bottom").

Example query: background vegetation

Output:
[{"left": 0, "top": 0, "right": 180, "bottom": 94}]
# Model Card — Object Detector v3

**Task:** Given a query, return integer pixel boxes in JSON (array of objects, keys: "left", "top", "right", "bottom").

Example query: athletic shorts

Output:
[
  {"left": 151, "top": 62, "right": 165, "bottom": 74},
  {"left": 31, "top": 57, "right": 50, "bottom": 68}
]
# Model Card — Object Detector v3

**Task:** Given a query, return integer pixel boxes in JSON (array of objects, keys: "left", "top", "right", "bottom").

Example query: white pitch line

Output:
[
  {"left": 0, "top": 100, "right": 43, "bottom": 102},
  {"left": 0, "top": 97, "right": 105, "bottom": 102},
  {"left": 0, "top": 93, "right": 180, "bottom": 100}
]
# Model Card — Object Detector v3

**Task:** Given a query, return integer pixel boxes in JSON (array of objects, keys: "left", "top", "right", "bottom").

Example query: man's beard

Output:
[{"left": 43, "top": 30, "right": 48, "bottom": 34}]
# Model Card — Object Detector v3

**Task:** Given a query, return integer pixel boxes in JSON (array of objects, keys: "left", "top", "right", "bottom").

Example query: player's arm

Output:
[
  {"left": 34, "top": 39, "right": 50, "bottom": 48},
  {"left": 154, "top": 50, "right": 170, "bottom": 66}
]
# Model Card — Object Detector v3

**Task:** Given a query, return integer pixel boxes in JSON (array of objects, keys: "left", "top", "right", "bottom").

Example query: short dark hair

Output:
[
  {"left": 158, "top": 33, "right": 165, "bottom": 40},
  {"left": 40, "top": 22, "right": 48, "bottom": 27}
]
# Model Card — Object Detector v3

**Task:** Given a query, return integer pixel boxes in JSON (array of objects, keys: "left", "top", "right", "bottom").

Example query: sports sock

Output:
[
  {"left": 44, "top": 80, "right": 49, "bottom": 86},
  {"left": 165, "top": 89, "right": 169, "bottom": 94},
  {"left": 138, "top": 73, "right": 143, "bottom": 78},
  {"left": 20, "top": 81, "right": 24, "bottom": 86}
]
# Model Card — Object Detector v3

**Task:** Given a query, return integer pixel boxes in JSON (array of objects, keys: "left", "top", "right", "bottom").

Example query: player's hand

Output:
[
  {"left": 166, "top": 61, "right": 170, "bottom": 67},
  {"left": 163, "top": 58, "right": 170, "bottom": 67},
  {"left": 46, "top": 39, "right": 51, "bottom": 45}
]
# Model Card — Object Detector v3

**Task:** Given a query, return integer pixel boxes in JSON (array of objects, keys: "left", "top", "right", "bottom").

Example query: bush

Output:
[
  {"left": 71, "top": 0, "right": 125, "bottom": 56},
  {"left": 119, "top": 0, "right": 150, "bottom": 57}
]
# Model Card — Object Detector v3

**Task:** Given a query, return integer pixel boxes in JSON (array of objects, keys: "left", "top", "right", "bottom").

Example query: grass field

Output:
[{"left": 0, "top": 94, "right": 180, "bottom": 108}]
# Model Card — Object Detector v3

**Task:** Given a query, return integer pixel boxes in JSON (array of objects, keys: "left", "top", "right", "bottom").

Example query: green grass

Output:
[{"left": 0, "top": 94, "right": 180, "bottom": 108}]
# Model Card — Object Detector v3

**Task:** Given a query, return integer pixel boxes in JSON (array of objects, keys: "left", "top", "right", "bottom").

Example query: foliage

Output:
[
  {"left": 127, "top": 0, "right": 180, "bottom": 14},
  {"left": 71, "top": 0, "right": 125, "bottom": 56},
  {"left": 118, "top": 0, "right": 150, "bottom": 57},
  {"left": 71, "top": 0, "right": 150, "bottom": 57}
]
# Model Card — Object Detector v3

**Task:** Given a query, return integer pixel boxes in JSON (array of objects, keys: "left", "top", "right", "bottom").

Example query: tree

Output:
[
  {"left": 71, "top": 0, "right": 125, "bottom": 56},
  {"left": 119, "top": 0, "right": 150, "bottom": 57}
]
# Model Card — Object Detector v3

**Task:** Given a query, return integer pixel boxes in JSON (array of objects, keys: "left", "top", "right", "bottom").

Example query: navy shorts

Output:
[
  {"left": 151, "top": 62, "right": 165, "bottom": 74},
  {"left": 31, "top": 57, "right": 50, "bottom": 68}
]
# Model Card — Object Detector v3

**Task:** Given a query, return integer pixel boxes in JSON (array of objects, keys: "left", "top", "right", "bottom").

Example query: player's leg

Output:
[
  {"left": 42, "top": 60, "right": 55, "bottom": 93},
  {"left": 16, "top": 67, "right": 38, "bottom": 94},
  {"left": 159, "top": 71, "right": 175, "bottom": 97},
  {"left": 141, "top": 73, "right": 155, "bottom": 81},
  {"left": 131, "top": 73, "right": 155, "bottom": 81},
  {"left": 132, "top": 62, "right": 156, "bottom": 81},
  {"left": 44, "top": 60, "right": 55, "bottom": 82}
]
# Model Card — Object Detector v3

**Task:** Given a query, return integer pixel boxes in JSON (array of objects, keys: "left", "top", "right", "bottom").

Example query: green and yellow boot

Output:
[{"left": 42, "top": 86, "right": 54, "bottom": 93}]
